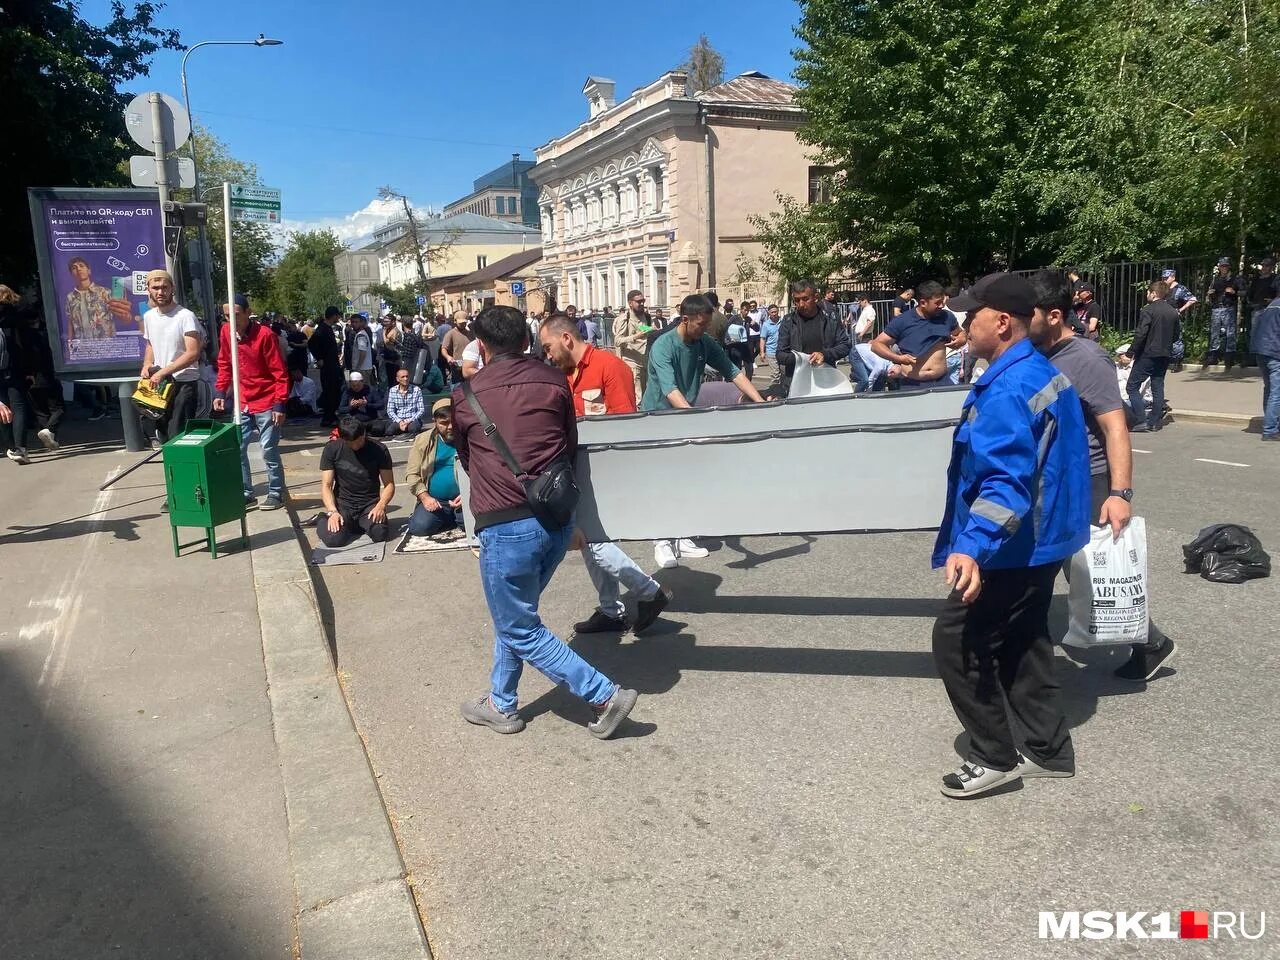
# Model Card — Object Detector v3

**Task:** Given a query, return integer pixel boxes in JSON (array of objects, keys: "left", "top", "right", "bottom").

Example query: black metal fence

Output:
[{"left": 1011, "top": 256, "right": 1225, "bottom": 335}]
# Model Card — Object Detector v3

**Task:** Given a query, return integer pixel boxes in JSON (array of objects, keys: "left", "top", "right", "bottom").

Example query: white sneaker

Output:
[
  {"left": 5, "top": 448, "right": 30, "bottom": 465},
  {"left": 654, "top": 540, "right": 678, "bottom": 569},
  {"left": 37, "top": 428, "right": 59, "bottom": 451},
  {"left": 675, "top": 538, "right": 709, "bottom": 559}
]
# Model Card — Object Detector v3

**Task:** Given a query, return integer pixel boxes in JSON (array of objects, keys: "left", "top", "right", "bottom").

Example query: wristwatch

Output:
[{"left": 1109, "top": 488, "right": 1134, "bottom": 502}]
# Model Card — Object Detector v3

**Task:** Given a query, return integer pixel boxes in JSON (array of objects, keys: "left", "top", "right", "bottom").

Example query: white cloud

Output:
[{"left": 276, "top": 196, "right": 444, "bottom": 248}]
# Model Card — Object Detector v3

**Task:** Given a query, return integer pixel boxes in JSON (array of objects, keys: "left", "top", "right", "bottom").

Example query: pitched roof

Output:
[
  {"left": 453, "top": 247, "right": 543, "bottom": 287},
  {"left": 696, "top": 71, "right": 798, "bottom": 106}
]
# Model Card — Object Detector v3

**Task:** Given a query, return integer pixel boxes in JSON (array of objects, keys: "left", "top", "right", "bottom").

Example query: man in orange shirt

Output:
[{"left": 539, "top": 314, "right": 669, "bottom": 635}]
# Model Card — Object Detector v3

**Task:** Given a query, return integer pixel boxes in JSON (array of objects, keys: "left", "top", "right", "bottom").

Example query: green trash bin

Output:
[{"left": 162, "top": 419, "right": 248, "bottom": 559}]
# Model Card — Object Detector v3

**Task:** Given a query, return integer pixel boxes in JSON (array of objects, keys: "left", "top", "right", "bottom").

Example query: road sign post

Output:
[{"left": 223, "top": 183, "right": 242, "bottom": 432}]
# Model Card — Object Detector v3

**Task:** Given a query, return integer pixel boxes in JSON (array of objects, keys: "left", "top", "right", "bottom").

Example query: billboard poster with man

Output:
[{"left": 28, "top": 188, "right": 168, "bottom": 375}]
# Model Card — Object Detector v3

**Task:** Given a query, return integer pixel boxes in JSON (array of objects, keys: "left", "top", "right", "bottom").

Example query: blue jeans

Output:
[
  {"left": 479, "top": 516, "right": 616, "bottom": 712},
  {"left": 848, "top": 345, "right": 871, "bottom": 391},
  {"left": 1127, "top": 355, "right": 1168, "bottom": 429},
  {"left": 1261, "top": 354, "right": 1280, "bottom": 436},
  {"left": 408, "top": 500, "right": 462, "bottom": 536},
  {"left": 239, "top": 410, "right": 283, "bottom": 499},
  {"left": 584, "top": 541, "right": 661, "bottom": 619}
]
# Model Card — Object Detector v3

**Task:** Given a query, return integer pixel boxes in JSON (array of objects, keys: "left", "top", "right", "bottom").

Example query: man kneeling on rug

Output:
[
  {"left": 403, "top": 397, "right": 464, "bottom": 541},
  {"left": 317, "top": 415, "right": 395, "bottom": 547}
]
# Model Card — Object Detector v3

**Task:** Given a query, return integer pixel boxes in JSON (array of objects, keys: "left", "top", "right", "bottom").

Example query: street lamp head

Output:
[{"left": 255, "top": 35, "right": 284, "bottom": 46}]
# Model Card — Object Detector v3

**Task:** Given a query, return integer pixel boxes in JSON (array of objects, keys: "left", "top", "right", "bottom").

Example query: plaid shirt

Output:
[{"left": 385, "top": 384, "right": 425, "bottom": 423}]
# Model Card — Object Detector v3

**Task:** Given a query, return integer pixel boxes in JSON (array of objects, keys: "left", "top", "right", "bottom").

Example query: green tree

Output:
[
  {"left": 173, "top": 125, "right": 275, "bottom": 305},
  {"left": 682, "top": 34, "right": 725, "bottom": 95},
  {"left": 364, "top": 282, "right": 422, "bottom": 317},
  {"left": 0, "top": 1, "right": 182, "bottom": 285},
  {"left": 748, "top": 193, "right": 848, "bottom": 295},
  {"left": 269, "top": 230, "right": 344, "bottom": 319},
  {"left": 793, "top": 0, "right": 1084, "bottom": 283}
]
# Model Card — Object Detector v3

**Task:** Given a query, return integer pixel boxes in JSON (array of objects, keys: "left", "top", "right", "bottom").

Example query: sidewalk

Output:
[
  {"left": 0, "top": 417, "right": 428, "bottom": 960},
  {"left": 0, "top": 420, "right": 296, "bottom": 959},
  {"left": 1163, "top": 365, "right": 1264, "bottom": 425}
]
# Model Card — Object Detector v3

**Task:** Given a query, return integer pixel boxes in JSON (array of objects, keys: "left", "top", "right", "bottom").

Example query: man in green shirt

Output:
[
  {"left": 641, "top": 294, "right": 764, "bottom": 411},
  {"left": 642, "top": 294, "right": 764, "bottom": 569}
]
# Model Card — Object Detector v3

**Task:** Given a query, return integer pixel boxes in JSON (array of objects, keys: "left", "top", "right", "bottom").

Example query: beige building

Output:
[
  {"left": 529, "top": 71, "right": 810, "bottom": 315},
  {"left": 431, "top": 247, "right": 547, "bottom": 316}
]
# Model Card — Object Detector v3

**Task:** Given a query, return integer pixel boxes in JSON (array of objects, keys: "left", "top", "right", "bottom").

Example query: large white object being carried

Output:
[
  {"left": 1063, "top": 518, "right": 1151, "bottom": 647},
  {"left": 572, "top": 387, "right": 968, "bottom": 542}
]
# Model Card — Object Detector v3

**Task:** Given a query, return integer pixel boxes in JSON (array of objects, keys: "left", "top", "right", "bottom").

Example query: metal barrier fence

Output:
[{"left": 1011, "top": 256, "right": 1225, "bottom": 335}]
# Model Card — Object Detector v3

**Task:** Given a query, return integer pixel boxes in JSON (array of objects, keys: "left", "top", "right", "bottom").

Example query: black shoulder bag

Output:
[{"left": 461, "top": 381, "right": 579, "bottom": 529}]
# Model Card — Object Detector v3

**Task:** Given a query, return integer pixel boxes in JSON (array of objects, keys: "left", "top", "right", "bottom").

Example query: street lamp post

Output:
[{"left": 179, "top": 35, "right": 283, "bottom": 352}]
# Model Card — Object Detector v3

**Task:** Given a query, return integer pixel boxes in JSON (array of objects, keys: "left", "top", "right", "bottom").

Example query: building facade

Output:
[
  {"left": 529, "top": 71, "right": 810, "bottom": 316},
  {"left": 432, "top": 247, "right": 547, "bottom": 317},
  {"left": 335, "top": 211, "right": 540, "bottom": 314},
  {"left": 442, "top": 156, "right": 540, "bottom": 227}
]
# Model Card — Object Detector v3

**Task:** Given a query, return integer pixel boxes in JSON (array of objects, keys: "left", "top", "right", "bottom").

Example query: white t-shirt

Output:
[
  {"left": 854, "top": 305, "right": 877, "bottom": 339},
  {"left": 143, "top": 305, "right": 202, "bottom": 381},
  {"left": 462, "top": 339, "right": 484, "bottom": 371}
]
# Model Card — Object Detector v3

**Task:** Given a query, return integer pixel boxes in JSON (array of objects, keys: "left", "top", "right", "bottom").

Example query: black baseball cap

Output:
[
  {"left": 1217, "top": 257, "right": 1232, "bottom": 267},
  {"left": 947, "top": 273, "right": 1037, "bottom": 318}
]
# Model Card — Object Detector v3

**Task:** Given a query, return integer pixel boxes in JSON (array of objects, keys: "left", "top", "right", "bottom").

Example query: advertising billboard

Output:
[{"left": 28, "top": 188, "right": 167, "bottom": 377}]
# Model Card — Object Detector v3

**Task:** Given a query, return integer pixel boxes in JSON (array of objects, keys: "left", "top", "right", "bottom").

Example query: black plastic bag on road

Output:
[{"left": 1182, "top": 524, "right": 1272, "bottom": 584}]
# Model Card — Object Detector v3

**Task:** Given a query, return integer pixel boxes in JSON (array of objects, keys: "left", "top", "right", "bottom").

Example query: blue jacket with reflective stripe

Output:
[{"left": 932, "top": 337, "right": 1090, "bottom": 570}]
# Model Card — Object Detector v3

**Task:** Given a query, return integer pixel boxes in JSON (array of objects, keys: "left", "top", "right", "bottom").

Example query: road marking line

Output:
[
  {"left": 1132, "top": 448, "right": 1152, "bottom": 454},
  {"left": 1194, "top": 458, "right": 1250, "bottom": 467}
]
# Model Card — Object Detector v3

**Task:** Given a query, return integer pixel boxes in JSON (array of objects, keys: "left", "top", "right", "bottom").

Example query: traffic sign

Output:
[
  {"left": 130, "top": 155, "right": 196, "bottom": 189},
  {"left": 229, "top": 184, "right": 282, "bottom": 223},
  {"left": 511, "top": 281, "right": 526, "bottom": 297},
  {"left": 415, "top": 294, "right": 426, "bottom": 306},
  {"left": 124, "top": 92, "right": 190, "bottom": 152}
]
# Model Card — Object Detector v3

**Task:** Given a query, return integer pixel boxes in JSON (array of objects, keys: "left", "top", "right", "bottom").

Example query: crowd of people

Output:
[{"left": 4, "top": 256, "right": 1280, "bottom": 788}]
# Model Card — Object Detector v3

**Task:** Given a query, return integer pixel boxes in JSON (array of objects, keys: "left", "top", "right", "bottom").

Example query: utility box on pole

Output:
[{"left": 162, "top": 419, "right": 248, "bottom": 559}]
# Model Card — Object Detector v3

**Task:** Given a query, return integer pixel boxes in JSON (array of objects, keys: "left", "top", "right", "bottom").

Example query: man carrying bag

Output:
[{"left": 449, "top": 305, "right": 638, "bottom": 740}]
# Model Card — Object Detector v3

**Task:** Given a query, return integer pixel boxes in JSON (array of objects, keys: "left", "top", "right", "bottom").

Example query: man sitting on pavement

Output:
[
  {"left": 286, "top": 367, "right": 321, "bottom": 418},
  {"left": 316, "top": 416, "right": 395, "bottom": 547},
  {"left": 643, "top": 293, "right": 764, "bottom": 569},
  {"left": 775, "top": 279, "right": 850, "bottom": 395},
  {"left": 339, "top": 371, "right": 382, "bottom": 424},
  {"left": 539, "top": 313, "right": 670, "bottom": 635},
  {"left": 403, "top": 398, "right": 465, "bottom": 542},
  {"left": 870, "top": 280, "right": 965, "bottom": 388},
  {"left": 368, "top": 367, "right": 424, "bottom": 438},
  {"left": 212, "top": 294, "right": 289, "bottom": 510}
]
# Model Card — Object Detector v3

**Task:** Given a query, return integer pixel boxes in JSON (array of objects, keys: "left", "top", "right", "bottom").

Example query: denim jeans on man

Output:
[
  {"left": 479, "top": 515, "right": 616, "bottom": 712},
  {"left": 408, "top": 501, "right": 462, "bottom": 536},
  {"left": 1261, "top": 354, "right": 1280, "bottom": 437},
  {"left": 585, "top": 541, "right": 661, "bottom": 620},
  {"left": 1127, "top": 355, "right": 1168, "bottom": 429},
  {"left": 238, "top": 409, "right": 283, "bottom": 498}
]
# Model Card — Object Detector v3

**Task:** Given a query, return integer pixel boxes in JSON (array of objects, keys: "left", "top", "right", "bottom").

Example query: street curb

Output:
[
  {"left": 245, "top": 501, "right": 432, "bottom": 960},
  {"left": 1172, "top": 408, "right": 1261, "bottom": 429}
]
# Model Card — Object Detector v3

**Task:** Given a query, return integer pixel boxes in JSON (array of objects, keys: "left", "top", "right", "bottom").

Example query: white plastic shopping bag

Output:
[
  {"left": 1064, "top": 517, "right": 1150, "bottom": 647},
  {"left": 788, "top": 351, "right": 853, "bottom": 398}
]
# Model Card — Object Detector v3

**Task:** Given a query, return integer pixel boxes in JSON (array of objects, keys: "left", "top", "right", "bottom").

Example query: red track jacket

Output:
[{"left": 215, "top": 320, "right": 289, "bottom": 414}]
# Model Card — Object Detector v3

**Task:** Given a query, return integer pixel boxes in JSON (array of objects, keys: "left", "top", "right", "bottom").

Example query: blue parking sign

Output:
[{"left": 511, "top": 281, "right": 525, "bottom": 297}]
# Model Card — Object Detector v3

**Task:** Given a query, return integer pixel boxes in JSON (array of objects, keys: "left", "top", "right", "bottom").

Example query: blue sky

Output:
[{"left": 87, "top": 0, "right": 803, "bottom": 243}]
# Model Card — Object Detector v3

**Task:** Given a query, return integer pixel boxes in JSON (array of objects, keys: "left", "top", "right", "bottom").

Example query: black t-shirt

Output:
[
  {"left": 1209, "top": 273, "right": 1242, "bottom": 309},
  {"left": 892, "top": 296, "right": 913, "bottom": 316},
  {"left": 1072, "top": 303, "right": 1102, "bottom": 339},
  {"left": 320, "top": 438, "right": 392, "bottom": 513},
  {"left": 1248, "top": 273, "right": 1279, "bottom": 309},
  {"left": 796, "top": 313, "right": 826, "bottom": 354}
]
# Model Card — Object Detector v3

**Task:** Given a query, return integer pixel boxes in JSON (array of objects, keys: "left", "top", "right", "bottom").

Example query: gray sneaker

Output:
[
  {"left": 587, "top": 687, "right": 638, "bottom": 740},
  {"left": 461, "top": 695, "right": 525, "bottom": 734},
  {"left": 260, "top": 494, "right": 285, "bottom": 511}
]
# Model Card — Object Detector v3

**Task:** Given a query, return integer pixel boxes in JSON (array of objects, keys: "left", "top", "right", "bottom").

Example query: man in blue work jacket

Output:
[{"left": 931, "top": 273, "right": 1090, "bottom": 799}]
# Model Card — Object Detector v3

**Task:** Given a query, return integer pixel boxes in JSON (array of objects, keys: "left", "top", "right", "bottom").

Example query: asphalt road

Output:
[{"left": 288, "top": 418, "right": 1279, "bottom": 960}]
